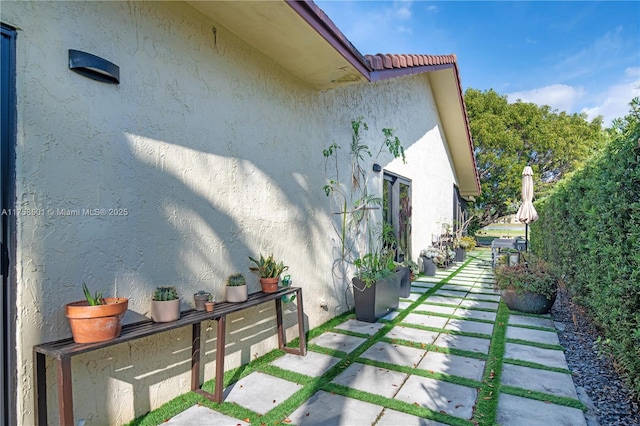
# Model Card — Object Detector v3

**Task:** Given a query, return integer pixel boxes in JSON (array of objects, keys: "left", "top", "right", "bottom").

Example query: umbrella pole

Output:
[{"left": 525, "top": 223, "right": 528, "bottom": 252}]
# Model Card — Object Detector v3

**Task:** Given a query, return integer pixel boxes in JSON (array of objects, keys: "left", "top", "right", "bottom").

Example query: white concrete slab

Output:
[
  {"left": 223, "top": 372, "right": 303, "bottom": 415},
  {"left": 271, "top": 351, "right": 341, "bottom": 377},
  {"left": 453, "top": 309, "right": 496, "bottom": 322},
  {"left": 508, "top": 314, "right": 555, "bottom": 329},
  {"left": 424, "top": 295, "right": 463, "bottom": 305},
  {"left": 504, "top": 343, "right": 569, "bottom": 370},
  {"left": 394, "top": 376, "right": 477, "bottom": 419},
  {"left": 401, "top": 313, "right": 449, "bottom": 329},
  {"left": 377, "top": 408, "right": 448, "bottom": 426},
  {"left": 418, "top": 304, "right": 457, "bottom": 315},
  {"left": 287, "top": 391, "right": 383, "bottom": 425},
  {"left": 334, "top": 319, "right": 385, "bottom": 335},
  {"left": 501, "top": 364, "right": 579, "bottom": 399},
  {"left": 165, "top": 405, "right": 249, "bottom": 426},
  {"left": 418, "top": 351, "right": 486, "bottom": 381},
  {"left": 496, "top": 393, "right": 587, "bottom": 426},
  {"left": 506, "top": 326, "right": 560, "bottom": 346},
  {"left": 360, "top": 341, "right": 426, "bottom": 368},
  {"left": 310, "top": 332, "right": 367, "bottom": 353},
  {"left": 433, "top": 333, "right": 491, "bottom": 354},
  {"left": 459, "top": 300, "right": 499, "bottom": 310},
  {"left": 385, "top": 325, "right": 440, "bottom": 345},
  {"left": 444, "top": 319, "right": 494, "bottom": 336},
  {"left": 332, "top": 362, "right": 407, "bottom": 398}
]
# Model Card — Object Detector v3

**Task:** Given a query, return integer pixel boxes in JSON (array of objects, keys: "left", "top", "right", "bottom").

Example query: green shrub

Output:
[{"left": 531, "top": 105, "right": 640, "bottom": 398}]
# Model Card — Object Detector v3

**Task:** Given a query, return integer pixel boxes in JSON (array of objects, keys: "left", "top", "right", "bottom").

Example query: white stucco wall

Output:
[{"left": 2, "top": 1, "right": 459, "bottom": 424}]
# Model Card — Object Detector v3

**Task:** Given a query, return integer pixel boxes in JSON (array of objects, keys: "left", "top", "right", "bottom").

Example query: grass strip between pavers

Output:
[
  {"left": 502, "top": 358, "right": 573, "bottom": 374},
  {"left": 472, "top": 300, "right": 509, "bottom": 426},
  {"left": 505, "top": 337, "right": 565, "bottom": 351}
]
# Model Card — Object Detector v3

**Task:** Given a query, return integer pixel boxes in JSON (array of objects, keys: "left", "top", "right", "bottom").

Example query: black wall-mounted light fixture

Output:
[
  {"left": 68, "top": 49, "right": 119, "bottom": 84},
  {"left": 372, "top": 163, "right": 382, "bottom": 173}
]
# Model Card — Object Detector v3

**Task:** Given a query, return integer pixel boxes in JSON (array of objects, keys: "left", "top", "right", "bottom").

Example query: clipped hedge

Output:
[{"left": 531, "top": 121, "right": 640, "bottom": 397}]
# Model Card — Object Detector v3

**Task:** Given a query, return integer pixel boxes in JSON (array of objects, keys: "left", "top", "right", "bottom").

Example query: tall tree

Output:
[{"left": 464, "top": 88, "right": 607, "bottom": 230}]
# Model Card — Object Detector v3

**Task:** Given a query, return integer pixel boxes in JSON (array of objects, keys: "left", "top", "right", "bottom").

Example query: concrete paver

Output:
[
  {"left": 223, "top": 372, "right": 303, "bottom": 414},
  {"left": 271, "top": 350, "right": 342, "bottom": 377},
  {"left": 504, "top": 342, "right": 569, "bottom": 369},
  {"left": 334, "top": 319, "right": 385, "bottom": 335},
  {"left": 287, "top": 391, "right": 383, "bottom": 425},
  {"left": 402, "top": 313, "right": 449, "bottom": 329},
  {"left": 496, "top": 393, "right": 587, "bottom": 426},
  {"left": 164, "top": 405, "right": 249, "bottom": 425},
  {"left": 433, "top": 332, "right": 491, "bottom": 354},
  {"left": 506, "top": 326, "right": 560, "bottom": 345},
  {"left": 310, "top": 332, "right": 367, "bottom": 353},
  {"left": 501, "top": 364, "right": 579, "bottom": 399},
  {"left": 508, "top": 314, "right": 555, "bottom": 329},
  {"left": 453, "top": 308, "right": 496, "bottom": 321},
  {"left": 377, "top": 408, "right": 448, "bottom": 425},
  {"left": 360, "top": 341, "right": 426, "bottom": 367},
  {"left": 385, "top": 325, "right": 439, "bottom": 345},
  {"left": 332, "top": 363, "right": 407, "bottom": 398},
  {"left": 417, "top": 351, "right": 486, "bottom": 381},
  {"left": 418, "top": 304, "right": 456, "bottom": 315},
  {"left": 444, "top": 318, "right": 494, "bottom": 336},
  {"left": 394, "top": 375, "right": 477, "bottom": 419}
]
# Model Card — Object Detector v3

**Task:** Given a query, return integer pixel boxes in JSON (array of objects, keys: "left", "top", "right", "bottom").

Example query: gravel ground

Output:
[{"left": 551, "top": 285, "right": 640, "bottom": 426}]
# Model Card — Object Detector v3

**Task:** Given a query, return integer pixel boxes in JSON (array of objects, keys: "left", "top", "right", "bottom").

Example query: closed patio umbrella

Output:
[{"left": 516, "top": 166, "right": 538, "bottom": 251}]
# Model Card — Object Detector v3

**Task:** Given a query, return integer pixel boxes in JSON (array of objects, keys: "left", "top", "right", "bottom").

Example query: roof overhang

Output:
[
  {"left": 186, "top": 0, "right": 370, "bottom": 89},
  {"left": 186, "top": 0, "right": 480, "bottom": 198}
]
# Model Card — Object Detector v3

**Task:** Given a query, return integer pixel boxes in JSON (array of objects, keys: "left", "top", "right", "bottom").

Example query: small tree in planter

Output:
[
  {"left": 322, "top": 117, "right": 406, "bottom": 315},
  {"left": 494, "top": 254, "right": 559, "bottom": 314}
]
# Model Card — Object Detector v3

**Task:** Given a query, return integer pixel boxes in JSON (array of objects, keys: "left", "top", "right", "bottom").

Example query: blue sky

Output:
[{"left": 314, "top": 1, "right": 640, "bottom": 126}]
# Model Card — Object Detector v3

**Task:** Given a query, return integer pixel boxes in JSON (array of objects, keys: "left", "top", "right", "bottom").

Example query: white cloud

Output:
[
  {"left": 506, "top": 84, "right": 586, "bottom": 113},
  {"left": 581, "top": 67, "right": 640, "bottom": 125}
]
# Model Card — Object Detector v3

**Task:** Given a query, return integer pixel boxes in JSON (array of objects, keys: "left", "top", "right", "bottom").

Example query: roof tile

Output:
[{"left": 365, "top": 53, "right": 457, "bottom": 71}]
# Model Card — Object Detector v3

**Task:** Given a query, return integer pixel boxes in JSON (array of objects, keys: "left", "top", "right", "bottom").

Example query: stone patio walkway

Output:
[{"left": 161, "top": 251, "right": 588, "bottom": 425}]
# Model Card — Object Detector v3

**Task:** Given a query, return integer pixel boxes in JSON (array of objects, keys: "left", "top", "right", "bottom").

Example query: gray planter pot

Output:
[
  {"left": 501, "top": 287, "right": 557, "bottom": 314},
  {"left": 455, "top": 248, "right": 466, "bottom": 262},
  {"left": 420, "top": 256, "right": 436, "bottom": 276},
  {"left": 395, "top": 266, "right": 411, "bottom": 298},
  {"left": 352, "top": 272, "right": 400, "bottom": 323}
]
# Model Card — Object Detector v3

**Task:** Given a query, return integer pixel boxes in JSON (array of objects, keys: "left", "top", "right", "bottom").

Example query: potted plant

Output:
[
  {"left": 494, "top": 254, "right": 558, "bottom": 314},
  {"left": 193, "top": 290, "right": 210, "bottom": 311},
  {"left": 249, "top": 253, "right": 289, "bottom": 293},
  {"left": 226, "top": 273, "right": 248, "bottom": 302},
  {"left": 419, "top": 247, "right": 439, "bottom": 276},
  {"left": 205, "top": 294, "right": 215, "bottom": 312},
  {"left": 151, "top": 286, "right": 180, "bottom": 322},
  {"left": 65, "top": 283, "right": 129, "bottom": 344},
  {"left": 352, "top": 250, "right": 400, "bottom": 322}
]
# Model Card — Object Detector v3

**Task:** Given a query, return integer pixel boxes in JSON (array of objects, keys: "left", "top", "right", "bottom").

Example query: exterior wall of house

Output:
[{"left": 1, "top": 1, "right": 458, "bottom": 424}]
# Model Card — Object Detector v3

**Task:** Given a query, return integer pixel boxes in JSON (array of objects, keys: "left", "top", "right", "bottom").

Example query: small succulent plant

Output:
[
  {"left": 153, "top": 286, "right": 178, "bottom": 301},
  {"left": 226, "top": 273, "right": 247, "bottom": 287}
]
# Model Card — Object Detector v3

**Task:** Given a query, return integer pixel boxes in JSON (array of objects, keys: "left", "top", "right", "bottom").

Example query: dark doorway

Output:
[
  {"left": 1, "top": 22, "right": 17, "bottom": 426},
  {"left": 383, "top": 171, "right": 412, "bottom": 262}
]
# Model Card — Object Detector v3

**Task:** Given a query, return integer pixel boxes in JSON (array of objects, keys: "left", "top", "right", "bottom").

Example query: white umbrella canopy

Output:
[
  {"left": 516, "top": 166, "right": 538, "bottom": 224},
  {"left": 516, "top": 166, "right": 538, "bottom": 251}
]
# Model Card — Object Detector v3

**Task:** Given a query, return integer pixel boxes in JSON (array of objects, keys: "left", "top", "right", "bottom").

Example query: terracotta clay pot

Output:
[
  {"left": 259, "top": 277, "right": 279, "bottom": 293},
  {"left": 205, "top": 301, "right": 215, "bottom": 312},
  {"left": 65, "top": 298, "right": 129, "bottom": 344}
]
